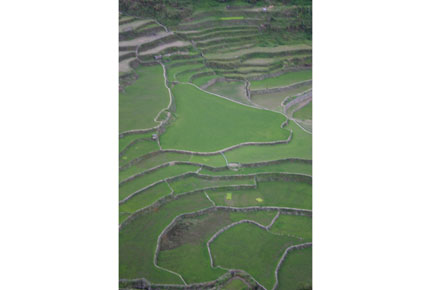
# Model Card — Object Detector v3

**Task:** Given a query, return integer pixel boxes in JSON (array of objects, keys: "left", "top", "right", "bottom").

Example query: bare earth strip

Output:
[
  {"left": 119, "top": 32, "right": 173, "bottom": 47},
  {"left": 139, "top": 41, "right": 191, "bottom": 55},
  {"left": 119, "top": 19, "right": 153, "bottom": 32},
  {"left": 205, "top": 44, "right": 311, "bottom": 59},
  {"left": 119, "top": 57, "right": 136, "bottom": 73}
]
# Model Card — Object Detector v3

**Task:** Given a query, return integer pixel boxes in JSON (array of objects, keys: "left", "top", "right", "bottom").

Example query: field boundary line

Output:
[{"left": 120, "top": 157, "right": 312, "bottom": 186}]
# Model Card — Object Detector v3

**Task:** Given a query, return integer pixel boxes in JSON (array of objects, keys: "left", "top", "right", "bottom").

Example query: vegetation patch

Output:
[
  {"left": 250, "top": 69, "right": 312, "bottom": 90},
  {"left": 209, "top": 180, "right": 312, "bottom": 209},
  {"left": 210, "top": 222, "right": 300, "bottom": 289},
  {"left": 119, "top": 65, "right": 169, "bottom": 132},
  {"left": 160, "top": 84, "right": 289, "bottom": 152},
  {"left": 119, "top": 181, "right": 171, "bottom": 213},
  {"left": 119, "top": 164, "right": 199, "bottom": 200},
  {"left": 270, "top": 214, "right": 312, "bottom": 242},
  {"left": 169, "top": 175, "right": 255, "bottom": 194},
  {"left": 277, "top": 247, "right": 312, "bottom": 290},
  {"left": 119, "top": 192, "right": 212, "bottom": 283},
  {"left": 220, "top": 16, "right": 245, "bottom": 20}
]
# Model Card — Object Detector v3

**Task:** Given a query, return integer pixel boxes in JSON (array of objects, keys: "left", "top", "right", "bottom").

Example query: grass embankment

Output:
[
  {"left": 119, "top": 182, "right": 171, "bottom": 213},
  {"left": 199, "top": 161, "right": 312, "bottom": 177},
  {"left": 278, "top": 247, "right": 312, "bottom": 290},
  {"left": 119, "top": 164, "right": 200, "bottom": 200},
  {"left": 209, "top": 180, "right": 312, "bottom": 209},
  {"left": 205, "top": 80, "right": 251, "bottom": 105},
  {"left": 120, "top": 139, "right": 159, "bottom": 167},
  {"left": 293, "top": 101, "right": 312, "bottom": 120},
  {"left": 119, "top": 132, "right": 155, "bottom": 152},
  {"left": 270, "top": 215, "right": 312, "bottom": 242},
  {"left": 160, "top": 84, "right": 289, "bottom": 152},
  {"left": 119, "top": 65, "right": 169, "bottom": 132},
  {"left": 252, "top": 84, "right": 312, "bottom": 112},
  {"left": 119, "top": 152, "right": 227, "bottom": 182},
  {"left": 250, "top": 69, "right": 312, "bottom": 90},
  {"left": 169, "top": 175, "right": 255, "bottom": 194},
  {"left": 224, "top": 120, "right": 312, "bottom": 163},
  {"left": 119, "top": 192, "right": 212, "bottom": 283},
  {"left": 210, "top": 223, "right": 300, "bottom": 289}
]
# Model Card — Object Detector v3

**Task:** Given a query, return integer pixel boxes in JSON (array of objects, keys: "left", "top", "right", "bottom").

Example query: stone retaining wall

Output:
[
  {"left": 119, "top": 26, "right": 165, "bottom": 41},
  {"left": 120, "top": 129, "right": 293, "bottom": 171},
  {"left": 283, "top": 90, "right": 312, "bottom": 112},
  {"left": 247, "top": 65, "right": 310, "bottom": 81},
  {"left": 252, "top": 80, "right": 312, "bottom": 96}
]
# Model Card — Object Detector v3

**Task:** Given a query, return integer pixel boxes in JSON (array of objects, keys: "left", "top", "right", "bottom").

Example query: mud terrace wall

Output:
[{"left": 251, "top": 80, "right": 312, "bottom": 96}]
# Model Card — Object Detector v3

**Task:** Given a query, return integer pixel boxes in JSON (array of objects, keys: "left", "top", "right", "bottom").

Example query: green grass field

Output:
[
  {"left": 210, "top": 222, "right": 300, "bottom": 289},
  {"left": 119, "top": 65, "right": 169, "bottom": 132},
  {"left": 278, "top": 247, "right": 312, "bottom": 290},
  {"left": 209, "top": 180, "right": 312, "bottom": 209},
  {"left": 119, "top": 192, "right": 212, "bottom": 283},
  {"left": 120, "top": 139, "right": 159, "bottom": 167},
  {"left": 119, "top": 132, "right": 154, "bottom": 153},
  {"left": 119, "top": 181, "right": 171, "bottom": 213},
  {"left": 293, "top": 101, "right": 312, "bottom": 120},
  {"left": 270, "top": 214, "right": 312, "bottom": 242},
  {"left": 119, "top": 4, "right": 312, "bottom": 286},
  {"left": 250, "top": 70, "right": 312, "bottom": 90},
  {"left": 224, "top": 121, "right": 312, "bottom": 163},
  {"left": 159, "top": 84, "right": 289, "bottom": 152},
  {"left": 119, "top": 164, "right": 199, "bottom": 200}
]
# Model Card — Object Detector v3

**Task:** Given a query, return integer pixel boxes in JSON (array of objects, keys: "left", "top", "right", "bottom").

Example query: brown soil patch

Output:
[{"left": 160, "top": 211, "right": 232, "bottom": 250}]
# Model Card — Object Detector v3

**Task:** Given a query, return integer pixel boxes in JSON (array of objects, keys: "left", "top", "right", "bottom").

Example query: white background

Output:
[{"left": 1, "top": 0, "right": 440, "bottom": 289}]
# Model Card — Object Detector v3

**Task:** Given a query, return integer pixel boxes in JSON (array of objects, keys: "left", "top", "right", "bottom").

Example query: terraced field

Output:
[{"left": 119, "top": 2, "right": 312, "bottom": 289}]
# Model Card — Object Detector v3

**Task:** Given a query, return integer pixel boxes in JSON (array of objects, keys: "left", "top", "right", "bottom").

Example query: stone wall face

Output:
[{"left": 251, "top": 80, "right": 312, "bottom": 96}]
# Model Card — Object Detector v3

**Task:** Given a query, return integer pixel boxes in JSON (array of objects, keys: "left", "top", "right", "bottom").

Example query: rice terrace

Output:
[{"left": 119, "top": 0, "right": 312, "bottom": 289}]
